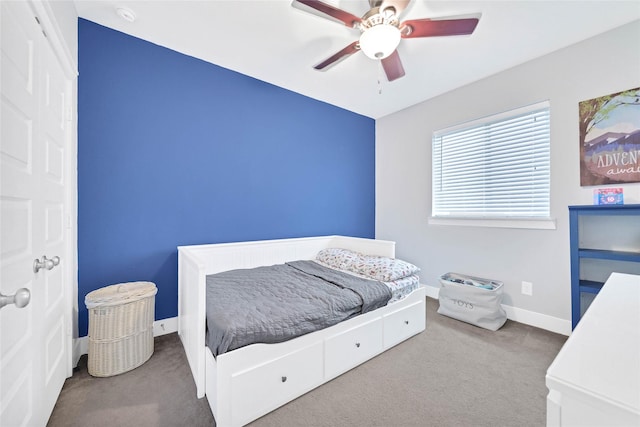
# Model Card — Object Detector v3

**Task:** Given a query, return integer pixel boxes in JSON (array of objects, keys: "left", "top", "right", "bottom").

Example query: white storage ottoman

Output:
[{"left": 85, "top": 281, "right": 157, "bottom": 377}]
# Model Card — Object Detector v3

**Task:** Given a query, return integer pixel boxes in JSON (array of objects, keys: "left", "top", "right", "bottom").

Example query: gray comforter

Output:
[{"left": 205, "top": 260, "right": 392, "bottom": 356}]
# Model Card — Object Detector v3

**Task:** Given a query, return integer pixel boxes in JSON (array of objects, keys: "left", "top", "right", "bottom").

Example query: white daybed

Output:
[{"left": 178, "top": 235, "right": 426, "bottom": 427}]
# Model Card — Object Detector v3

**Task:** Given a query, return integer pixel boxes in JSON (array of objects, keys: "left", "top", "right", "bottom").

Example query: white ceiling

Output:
[{"left": 73, "top": 0, "right": 640, "bottom": 119}]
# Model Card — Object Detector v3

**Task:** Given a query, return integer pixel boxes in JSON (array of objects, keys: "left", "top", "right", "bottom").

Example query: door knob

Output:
[
  {"left": 0, "top": 288, "right": 31, "bottom": 310},
  {"left": 33, "top": 255, "right": 60, "bottom": 273}
]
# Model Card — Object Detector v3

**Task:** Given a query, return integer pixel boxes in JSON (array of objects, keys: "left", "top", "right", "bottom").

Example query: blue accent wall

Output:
[{"left": 77, "top": 19, "right": 375, "bottom": 336}]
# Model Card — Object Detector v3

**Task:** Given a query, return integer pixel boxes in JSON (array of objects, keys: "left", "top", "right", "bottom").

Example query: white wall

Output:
[
  {"left": 376, "top": 20, "right": 640, "bottom": 334},
  {"left": 47, "top": 0, "right": 78, "bottom": 60}
]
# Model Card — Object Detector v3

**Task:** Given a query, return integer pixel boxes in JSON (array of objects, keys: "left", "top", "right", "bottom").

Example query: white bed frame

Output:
[{"left": 178, "top": 235, "right": 426, "bottom": 427}]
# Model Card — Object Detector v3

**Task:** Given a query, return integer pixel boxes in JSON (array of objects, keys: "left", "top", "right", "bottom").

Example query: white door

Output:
[{"left": 1, "top": 2, "right": 71, "bottom": 425}]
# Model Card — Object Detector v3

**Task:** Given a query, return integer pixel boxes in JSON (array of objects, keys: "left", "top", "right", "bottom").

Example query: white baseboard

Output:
[
  {"left": 424, "top": 284, "right": 440, "bottom": 300},
  {"left": 152, "top": 316, "right": 179, "bottom": 337},
  {"left": 424, "top": 284, "right": 571, "bottom": 336},
  {"left": 72, "top": 337, "right": 83, "bottom": 368},
  {"left": 73, "top": 316, "right": 179, "bottom": 366},
  {"left": 75, "top": 336, "right": 88, "bottom": 364}
]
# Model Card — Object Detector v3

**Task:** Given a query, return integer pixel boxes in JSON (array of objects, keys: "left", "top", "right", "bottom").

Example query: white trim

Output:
[
  {"left": 428, "top": 216, "right": 557, "bottom": 230},
  {"left": 73, "top": 338, "right": 84, "bottom": 368},
  {"left": 75, "top": 337, "right": 88, "bottom": 364},
  {"left": 153, "top": 316, "right": 179, "bottom": 337},
  {"left": 29, "top": 1, "right": 78, "bottom": 78},
  {"left": 434, "top": 100, "right": 551, "bottom": 136},
  {"left": 73, "top": 316, "right": 179, "bottom": 365},
  {"left": 502, "top": 304, "right": 571, "bottom": 336},
  {"left": 424, "top": 284, "right": 571, "bottom": 336},
  {"left": 425, "top": 284, "right": 440, "bottom": 300},
  {"left": 27, "top": 0, "right": 79, "bottom": 380}
]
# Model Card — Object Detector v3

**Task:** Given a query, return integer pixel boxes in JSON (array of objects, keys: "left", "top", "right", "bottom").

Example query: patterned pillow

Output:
[
  {"left": 317, "top": 248, "right": 420, "bottom": 282},
  {"left": 351, "top": 254, "right": 420, "bottom": 282},
  {"left": 316, "top": 248, "right": 360, "bottom": 271}
]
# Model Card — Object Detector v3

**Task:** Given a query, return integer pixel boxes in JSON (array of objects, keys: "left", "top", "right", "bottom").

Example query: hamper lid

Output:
[{"left": 85, "top": 281, "right": 157, "bottom": 309}]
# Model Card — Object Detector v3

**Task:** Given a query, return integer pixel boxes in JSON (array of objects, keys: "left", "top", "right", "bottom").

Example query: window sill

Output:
[{"left": 428, "top": 216, "right": 557, "bottom": 230}]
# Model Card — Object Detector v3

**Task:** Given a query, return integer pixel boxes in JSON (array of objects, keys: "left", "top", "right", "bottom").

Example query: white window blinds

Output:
[{"left": 432, "top": 101, "right": 550, "bottom": 219}]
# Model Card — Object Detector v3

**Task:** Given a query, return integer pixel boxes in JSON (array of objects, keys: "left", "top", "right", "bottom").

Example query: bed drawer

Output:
[
  {"left": 230, "top": 342, "right": 323, "bottom": 426},
  {"left": 383, "top": 299, "right": 425, "bottom": 348},
  {"left": 325, "top": 317, "right": 383, "bottom": 379}
]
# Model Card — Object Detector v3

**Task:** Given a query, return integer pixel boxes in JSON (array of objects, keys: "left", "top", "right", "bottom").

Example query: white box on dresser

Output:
[{"left": 546, "top": 272, "right": 640, "bottom": 427}]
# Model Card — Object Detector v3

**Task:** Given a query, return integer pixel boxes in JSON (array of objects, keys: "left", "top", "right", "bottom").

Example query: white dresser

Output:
[{"left": 546, "top": 272, "right": 640, "bottom": 426}]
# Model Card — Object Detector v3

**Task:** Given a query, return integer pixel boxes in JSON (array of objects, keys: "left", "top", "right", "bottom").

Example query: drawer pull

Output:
[
  {"left": 404, "top": 320, "right": 409, "bottom": 325},
  {"left": 355, "top": 342, "right": 361, "bottom": 348},
  {"left": 281, "top": 376, "right": 287, "bottom": 383}
]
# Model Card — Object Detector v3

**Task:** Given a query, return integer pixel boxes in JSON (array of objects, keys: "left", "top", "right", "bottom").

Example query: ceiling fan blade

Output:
[
  {"left": 314, "top": 41, "right": 360, "bottom": 70},
  {"left": 292, "top": 0, "right": 362, "bottom": 28},
  {"left": 381, "top": 50, "right": 405, "bottom": 82},
  {"left": 378, "top": 0, "right": 412, "bottom": 16},
  {"left": 400, "top": 16, "right": 480, "bottom": 38}
]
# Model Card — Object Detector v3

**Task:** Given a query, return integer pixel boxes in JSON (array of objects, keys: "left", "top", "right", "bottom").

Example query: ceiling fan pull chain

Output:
[{"left": 378, "top": 61, "right": 384, "bottom": 94}]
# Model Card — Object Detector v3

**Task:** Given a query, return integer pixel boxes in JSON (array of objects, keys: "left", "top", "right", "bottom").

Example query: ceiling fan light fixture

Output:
[{"left": 359, "top": 24, "right": 400, "bottom": 60}]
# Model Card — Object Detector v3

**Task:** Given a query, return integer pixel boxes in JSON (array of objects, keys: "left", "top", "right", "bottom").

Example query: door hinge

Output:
[{"left": 34, "top": 16, "right": 47, "bottom": 38}]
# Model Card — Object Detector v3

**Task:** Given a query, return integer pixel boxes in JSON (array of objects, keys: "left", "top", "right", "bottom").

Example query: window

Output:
[{"left": 432, "top": 101, "right": 550, "bottom": 222}]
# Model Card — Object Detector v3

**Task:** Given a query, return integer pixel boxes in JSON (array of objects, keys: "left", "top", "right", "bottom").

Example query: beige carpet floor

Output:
[{"left": 48, "top": 298, "right": 566, "bottom": 427}]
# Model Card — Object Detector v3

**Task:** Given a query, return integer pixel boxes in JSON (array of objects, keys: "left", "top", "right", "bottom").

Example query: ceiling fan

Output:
[{"left": 292, "top": 0, "right": 480, "bottom": 82}]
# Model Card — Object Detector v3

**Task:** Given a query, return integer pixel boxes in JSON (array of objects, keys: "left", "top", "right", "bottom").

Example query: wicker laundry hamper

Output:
[{"left": 85, "top": 281, "right": 157, "bottom": 377}]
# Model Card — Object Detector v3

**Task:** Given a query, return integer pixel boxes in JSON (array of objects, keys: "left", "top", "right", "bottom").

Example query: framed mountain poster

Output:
[{"left": 579, "top": 87, "right": 640, "bottom": 186}]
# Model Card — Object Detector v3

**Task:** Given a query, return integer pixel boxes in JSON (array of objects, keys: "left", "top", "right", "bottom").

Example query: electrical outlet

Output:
[{"left": 521, "top": 281, "right": 533, "bottom": 296}]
